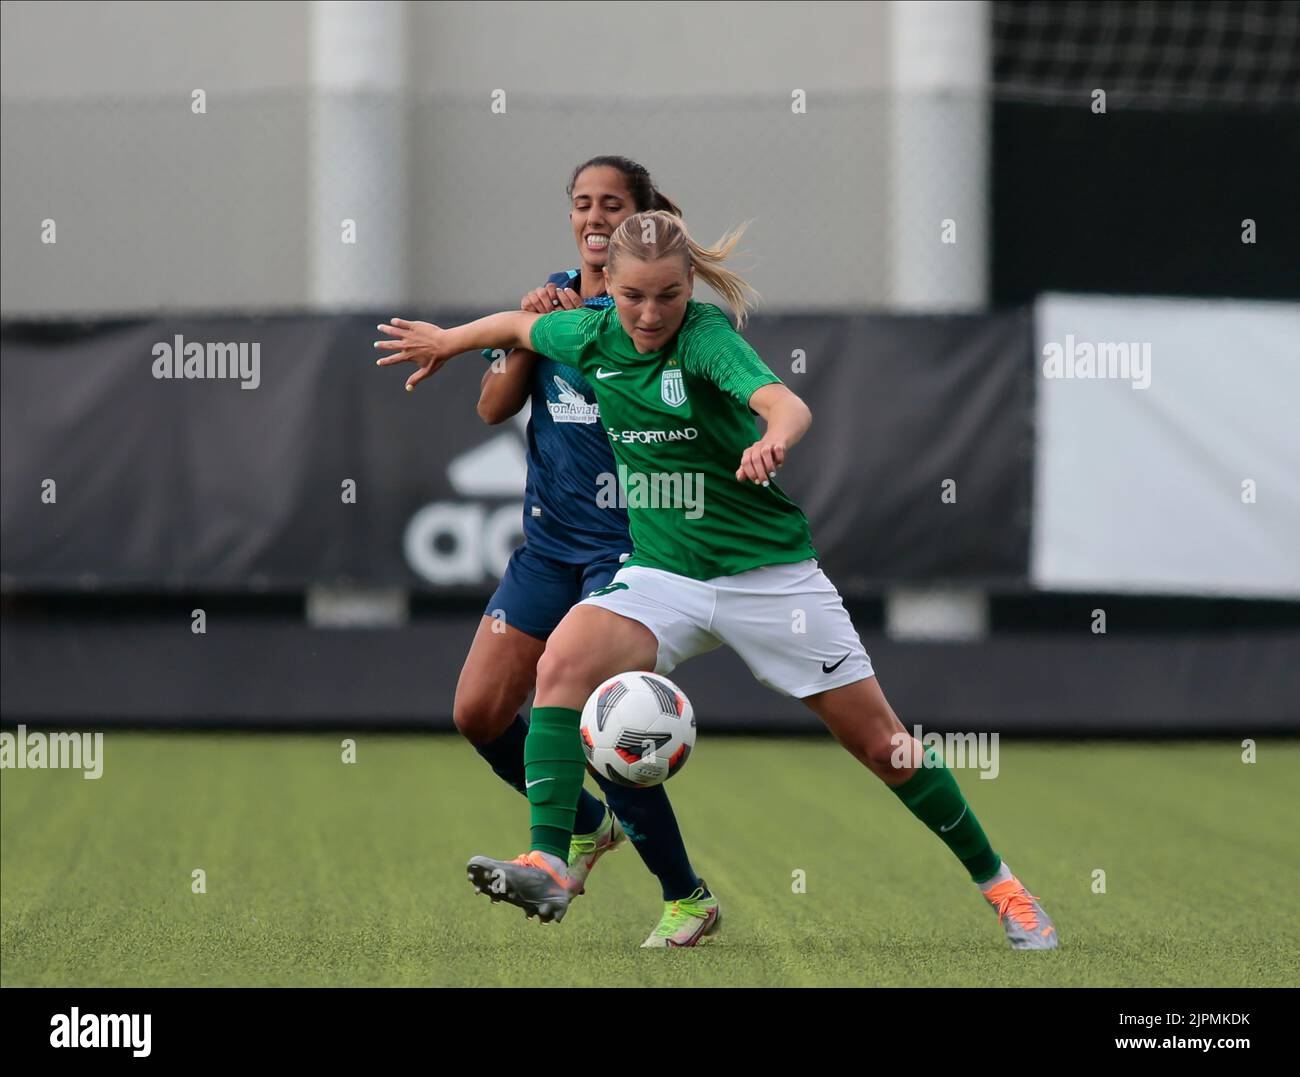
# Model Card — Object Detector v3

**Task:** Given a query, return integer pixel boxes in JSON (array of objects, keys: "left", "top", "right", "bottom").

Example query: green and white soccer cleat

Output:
[
  {"left": 640, "top": 885, "right": 721, "bottom": 948},
  {"left": 466, "top": 851, "right": 578, "bottom": 924},
  {"left": 983, "top": 875, "right": 1059, "bottom": 950},
  {"left": 567, "top": 808, "right": 627, "bottom": 895}
]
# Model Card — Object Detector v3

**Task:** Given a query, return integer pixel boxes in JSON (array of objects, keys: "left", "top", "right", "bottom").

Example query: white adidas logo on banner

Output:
[{"left": 404, "top": 414, "right": 528, "bottom": 585}]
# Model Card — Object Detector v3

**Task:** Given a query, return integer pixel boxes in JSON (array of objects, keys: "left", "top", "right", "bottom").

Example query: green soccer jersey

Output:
[{"left": 529, "top": 300, "right": 817, "bottom": 580}]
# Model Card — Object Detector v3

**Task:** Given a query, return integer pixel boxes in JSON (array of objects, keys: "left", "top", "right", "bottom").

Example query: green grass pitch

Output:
[{"left": 2, "top": 733, "right": 1297, "bottom": 987}]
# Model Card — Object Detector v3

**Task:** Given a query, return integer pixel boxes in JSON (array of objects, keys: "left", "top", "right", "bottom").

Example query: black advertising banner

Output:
[
  {"left": 4, "top": 614, "right": 1297, "bottom": 731},
  {"left": 0, "top": 310, "right": 1031, "bottom": 595}
]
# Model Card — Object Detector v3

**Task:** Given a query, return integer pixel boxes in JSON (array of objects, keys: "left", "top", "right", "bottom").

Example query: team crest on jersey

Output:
[{"left": 660, "top": 368, "right": 687, "bottom": 407}]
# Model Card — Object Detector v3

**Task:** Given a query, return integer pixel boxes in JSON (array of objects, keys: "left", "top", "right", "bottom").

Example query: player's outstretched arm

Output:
[
  {"left": 736, "top": 383, "right": 813, "bottom": 485},
  {"left": 374, "top": 311, "right": 541, "bottom": 392}
]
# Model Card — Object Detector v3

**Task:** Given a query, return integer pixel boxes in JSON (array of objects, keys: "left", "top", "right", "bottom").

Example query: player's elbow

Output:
[
  {"left": 783, "top": 391, "right": 813, "bottom": 435},
  {"left": 477, "top": 398, "right": 508, "bottom": 425},
  {"left": 477, "top": 393, "right": 519, "bottom": 425},
  {"left": 795, "top": 395, "right": 812, "bottom": 430}
]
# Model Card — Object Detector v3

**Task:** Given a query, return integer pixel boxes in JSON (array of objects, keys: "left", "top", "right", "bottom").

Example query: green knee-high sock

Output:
[
  {"left": 891, "top": 748, "right": 1001, "bottom": 882},
  {"left": 524, "top": 706, "right": 587, "bottom": 861}
]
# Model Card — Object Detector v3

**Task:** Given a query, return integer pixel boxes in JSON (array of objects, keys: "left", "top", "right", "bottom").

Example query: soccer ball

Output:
[{"left": 580, "top": 672, "right": 696, "bottom": 788}]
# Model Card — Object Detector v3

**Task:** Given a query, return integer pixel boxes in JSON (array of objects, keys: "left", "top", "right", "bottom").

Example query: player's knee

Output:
[
  {"left": 821, "top": 705, "right": 904, "bottom": 775},
  {"left": 862, "top": 733, "right": 904, "bottom": 775},
  {"left": 840, "top": 720, "right": 908, "bottom": 777},
  {"left": 452, "top": 695, "right": 511, "bottom": 745},
  {"left": 535, "top": 643, "right": 597, "bottom": 702}
]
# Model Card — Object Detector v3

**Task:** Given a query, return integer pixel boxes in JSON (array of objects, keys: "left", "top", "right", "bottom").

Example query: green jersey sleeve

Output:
[
  {"left": 528, "top": 307, "right": 603, "bottom": 365},
  {"left": 681, "top": 303, "right": 781, "bottom": 406}
]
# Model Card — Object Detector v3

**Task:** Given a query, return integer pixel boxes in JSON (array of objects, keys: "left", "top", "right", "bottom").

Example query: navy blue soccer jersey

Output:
[{"left": 517, "top": 269, "right": 630, "bottom": 564}]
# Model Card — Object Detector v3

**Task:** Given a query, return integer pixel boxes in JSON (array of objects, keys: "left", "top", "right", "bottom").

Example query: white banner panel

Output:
[{"left": 1033, "top": 293, "right": 1300, "bottom": 597}]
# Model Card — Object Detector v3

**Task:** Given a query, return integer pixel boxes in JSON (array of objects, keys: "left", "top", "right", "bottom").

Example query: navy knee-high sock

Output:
[
  {"left": 474, "top": 715, "right": 606, "bottom": 836},
  {"left": 596, "top": 775, "right": 705, "bottom": 901}
]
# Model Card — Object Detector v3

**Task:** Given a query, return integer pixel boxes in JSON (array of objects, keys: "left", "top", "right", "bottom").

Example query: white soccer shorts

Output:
[{"left": 577, "top": 558, "right": 874, "bottom": 699}]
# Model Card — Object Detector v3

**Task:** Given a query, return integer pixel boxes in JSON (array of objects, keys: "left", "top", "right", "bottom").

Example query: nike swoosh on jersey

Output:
[
  {"left": 822, "top": 653, "right": 850, "bottom": 673},
  {"left": 595, "top": 369, "right": 621, "bottom": 379}
]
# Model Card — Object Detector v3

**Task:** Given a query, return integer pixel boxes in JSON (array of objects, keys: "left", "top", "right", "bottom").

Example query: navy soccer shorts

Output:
[{"left": 484, "top": 544, "right": 629, "bottom": 641}]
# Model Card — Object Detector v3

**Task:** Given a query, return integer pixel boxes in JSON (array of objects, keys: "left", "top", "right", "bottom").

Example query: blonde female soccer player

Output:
[
  {"left": 375, "top": 211, "right": 1059, "bottom": 950},
  {"left": 432, "top": 157, "right": 719, "bottom": 948}
]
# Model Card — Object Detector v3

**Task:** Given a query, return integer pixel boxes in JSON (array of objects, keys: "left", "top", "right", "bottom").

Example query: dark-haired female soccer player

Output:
[
  {"left": 440, "top": 157, "right": 719, "bottom": 947},
  {"left": 377, "top": 211, "right": 1059, "bottom": 950}
]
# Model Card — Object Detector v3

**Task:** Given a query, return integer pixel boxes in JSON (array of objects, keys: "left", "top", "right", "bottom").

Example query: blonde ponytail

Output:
[{"left": 608, "top": 211, "right": 760, "bottom": 328}]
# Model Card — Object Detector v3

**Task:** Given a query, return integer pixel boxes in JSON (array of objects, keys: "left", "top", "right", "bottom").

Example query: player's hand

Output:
[
  {"left": 736, "top": 437, "right": 786, "bottom": 486},
  {"left": 374, "top": 317, "right": 450, "bottom": 392},
  {"left": 521, "top": 283, "right": 582, "bottom": 313}
]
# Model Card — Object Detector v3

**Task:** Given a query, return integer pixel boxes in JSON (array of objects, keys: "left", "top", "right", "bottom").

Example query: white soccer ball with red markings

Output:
[{"left": 580, "top": 672, "right": 696, "bottom": 788}]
